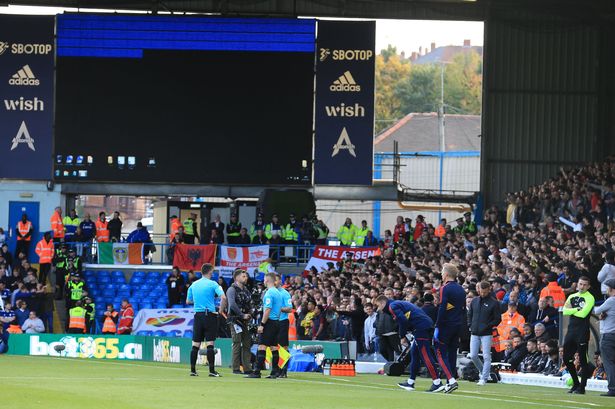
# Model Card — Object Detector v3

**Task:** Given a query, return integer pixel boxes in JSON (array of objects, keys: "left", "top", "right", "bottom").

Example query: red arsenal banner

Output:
[
  {"left": 304, "top": 245, "right": 380, "bottom": 272},
  {"left": 173, "top": 244, "right": 216, "bottom": 271}
]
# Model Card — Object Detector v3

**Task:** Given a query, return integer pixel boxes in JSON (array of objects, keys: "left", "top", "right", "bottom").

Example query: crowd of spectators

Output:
[{"left": 275, "top": 160, "right": 615, "bottom": 382}]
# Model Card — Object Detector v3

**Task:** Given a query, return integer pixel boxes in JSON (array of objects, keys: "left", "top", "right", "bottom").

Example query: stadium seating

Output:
[{"left": 84, "top": 270, "right": 171, "bottom": 317}]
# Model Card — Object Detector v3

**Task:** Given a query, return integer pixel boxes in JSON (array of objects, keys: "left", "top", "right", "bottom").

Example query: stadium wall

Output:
[{"left": 481, "top": 18, "right": 615, "bottom": 206}]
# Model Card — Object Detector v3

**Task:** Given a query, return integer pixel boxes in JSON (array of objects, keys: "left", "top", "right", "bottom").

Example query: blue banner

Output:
[
  {"left": 314, "top": 20, "right": 375, "bottom": 185},
  {"left": 0, "top": 15, "right": 54, "bottom": 180}
]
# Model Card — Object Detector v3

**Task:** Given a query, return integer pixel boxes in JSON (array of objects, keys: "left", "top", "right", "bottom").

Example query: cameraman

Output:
[{"left": 226, "top": 269, "right": 253, "bottom": 374}]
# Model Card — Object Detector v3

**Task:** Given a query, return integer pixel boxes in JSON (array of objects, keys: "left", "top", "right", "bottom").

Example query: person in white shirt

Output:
[
  {"left": 363, "top": 303, "right": 378, "bottom": 353},
  {"left": 21, "top": 311, "right": 45, "bottom": 334},
  {"left": 598, "top": 253, "right": 615, "bottom": 299}
]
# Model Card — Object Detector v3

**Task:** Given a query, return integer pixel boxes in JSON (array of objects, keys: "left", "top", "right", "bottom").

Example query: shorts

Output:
[
  {"left": 258, "top": 320, "right": 279, "bottom": 347},
  {"left": 277, "top": 319, "right": 289, "bottom": 347},
  {"left": 192, "top": 312, "right": 219, "bottom": 343}
]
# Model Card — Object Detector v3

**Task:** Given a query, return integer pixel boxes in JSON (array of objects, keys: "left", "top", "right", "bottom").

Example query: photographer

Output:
[{"left": 226, "top": 269, "right": 253, "bottom": 374}]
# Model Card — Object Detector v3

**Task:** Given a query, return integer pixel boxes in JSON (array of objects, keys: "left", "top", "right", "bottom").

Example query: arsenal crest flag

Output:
[
  {"left": 218, "top": 245, "right": 269, "bottom": 277},
  {"left": 174, "top": 244, "right": 216, "bottom": 271}
]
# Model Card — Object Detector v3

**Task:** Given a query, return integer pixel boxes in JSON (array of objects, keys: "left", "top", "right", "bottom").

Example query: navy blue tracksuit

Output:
[
  {"left": 388, "top": 301, "right": 439, "bottom": 381},
  {"left": 434, "top": 281, "right": 466, "bottom": 380}
]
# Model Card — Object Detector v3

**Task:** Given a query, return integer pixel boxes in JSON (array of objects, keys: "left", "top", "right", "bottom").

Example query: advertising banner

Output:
[
  {"left": 304, "top": 245, "right": 380, "bottom": 272},
  {"left": 0, "top": 15, "right": 54, "bottom": 180},
  {"left": 314, "top": 20, "right": 375, "bottom": 185},
  {"left": 173, "top": 244, "right": 216, "bottom": 271},
  {"left": 8, "top": 334, "right": 345, "bottom": 368},
  {"left": 132, "top": 308, "right": 194, "bottom": 338},
  {"left": 218, "top": 245, "right": 270, "bottom": 277},
  {"left": 15, "top": 334, "right": 144, "bottom": 360}
]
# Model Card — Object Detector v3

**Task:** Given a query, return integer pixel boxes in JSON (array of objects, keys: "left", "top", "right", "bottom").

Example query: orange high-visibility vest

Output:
[
  {"left": 35, "top": 238, "right": 54, "bottom": 264},
  {"left": 50, "top": 211, "right": 65, "bottom": 239},
  {"left": 435, "top": 225, "right": 446, "bottom": 238},
  {"left": 170, "top": 218, "right": 182, "bottom": 241},
  {"left": 102, "top": 311, "right": 118, "bottom": 333},
  {"left": 539, "top": 282, "right": 566, "bottom": 308},
  {"left": 288, "top": 311, "right": 298, "bottom": 341},
  {"left": 495, "top": 311, "right": 525, "bottom": 352},
  {"left": 95, "top": 220, "right": 109, "bottom": 242},
  {"left": 68, "top": 307, "right": 86, "bottom": 332},
  {"left": 17, "top": 220, "right": 32, "bottom": 241},
  {"left": 7, "top": 324, "right": 23, "bottom": 334}
]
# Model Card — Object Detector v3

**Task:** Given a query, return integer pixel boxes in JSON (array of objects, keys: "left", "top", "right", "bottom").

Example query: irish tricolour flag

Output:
[{"left": 98, "top": 243, "right": 144, "bottom": 265}]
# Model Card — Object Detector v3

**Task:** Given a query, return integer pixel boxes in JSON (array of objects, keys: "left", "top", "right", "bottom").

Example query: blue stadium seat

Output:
[
  {"left": 155, "top": 302, "right": 167, "bottom": 309},
  {"left": 139, "top": 302, "right": 153, "bottom": 310},
  {"left": 112, "top": 276, "right": 126, "bottom": 284},
  {"left": 130, "top": 277, "right": 144, "bottom": 285},
  {"left": 97, "top": 270, "right": 111, "bottom": 277},
  {"left": 102, "top": 289, "right": 115, "bottom": 298},
  {"left": 138, "top": 284, "right": 152, "bottom": 291},
  {"left": 118, "top": 283, "right": 130, "bottom": 290},
  {"left": 171, "top": 304, "right": 183, "bottom": 309},
  {"left": 211, "top": 272, "right": 217, "bottom": 281},
  {"left": 117, "top": 291, "right": 130, "bottom": 299},
  {"left": 104, "top": 283, "right": 116, "bottom": 290},
  {"left": 97, "top": 276, "right": 111, "bottom": 284}
]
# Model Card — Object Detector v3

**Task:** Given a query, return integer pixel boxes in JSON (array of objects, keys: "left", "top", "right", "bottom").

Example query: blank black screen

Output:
[{"left": 54, "top": 50, "right": 314, "bottom": 185}]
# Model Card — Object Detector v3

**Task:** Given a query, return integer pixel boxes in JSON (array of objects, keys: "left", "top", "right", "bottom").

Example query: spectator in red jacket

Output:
[
  {"left": 413, "top": 215, "right": 427, "bottom": 241},
  {"left": 393, "top": 216, "right": 406, "bottom": 244},
  {"left": 118, "top": 299, "right": 134, "bottom": 335}
]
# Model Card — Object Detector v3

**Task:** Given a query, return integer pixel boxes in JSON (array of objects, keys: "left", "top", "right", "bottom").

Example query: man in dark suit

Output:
[
  {"left": 207, "top": 214, "right": 225, "bottom": 243},
  {"left": 527, "top": 297, "right": 558, "bottom": 339}
]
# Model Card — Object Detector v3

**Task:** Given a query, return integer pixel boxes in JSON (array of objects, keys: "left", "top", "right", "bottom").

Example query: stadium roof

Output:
[{"left": 374, "top": 113, "right": 481, "bottom": 152}]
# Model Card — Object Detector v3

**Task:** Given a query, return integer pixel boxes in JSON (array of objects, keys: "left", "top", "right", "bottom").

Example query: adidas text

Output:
[
  {"left": 9, "top": 65, "right": 39, "bottom": 86},
  {"left": 330, "top": 71, "right": 361, "bottom": 92}
]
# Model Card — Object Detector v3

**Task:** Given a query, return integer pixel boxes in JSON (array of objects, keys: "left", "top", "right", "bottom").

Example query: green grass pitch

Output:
[{"left": 1, "top": 355, "right": 612, "bottom": 409}]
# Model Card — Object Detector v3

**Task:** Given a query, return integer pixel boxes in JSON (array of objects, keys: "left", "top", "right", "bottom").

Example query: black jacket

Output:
[
  {"left": 468, "top": 295, "right": 501, "bottom": 336},
  {"left": 375, "top": 311, "right": 397, "bottom": 336}
]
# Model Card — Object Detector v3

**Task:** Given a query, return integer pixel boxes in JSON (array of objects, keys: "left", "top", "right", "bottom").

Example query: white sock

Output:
[
  {"left": 448, "top": 378, "right": 456, "bottom": 384},
  {"left": 407, "top": 379, "right": 415, "bottom": 385},
  {"left": 433, "top": 379, "right": 441, "bottom": 385}
]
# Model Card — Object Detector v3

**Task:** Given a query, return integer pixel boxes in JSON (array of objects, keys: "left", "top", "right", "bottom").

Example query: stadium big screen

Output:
[{"left": 54, "top": 14, "right": 315, "bottom": 185}]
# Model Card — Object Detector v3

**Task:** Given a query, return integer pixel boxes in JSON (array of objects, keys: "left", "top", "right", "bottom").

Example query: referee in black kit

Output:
[{"left": 186, "top": 263, "right": 226, "bottom": 377}]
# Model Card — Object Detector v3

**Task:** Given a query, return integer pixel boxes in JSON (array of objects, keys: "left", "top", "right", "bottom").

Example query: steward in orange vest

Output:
[
  {"left": 539, "top": 274, "right": 566, "bottom": 308},
  {"left": 50, "top": 207, "right": 65, "bottom": 241},
  {"left": 35, "top": 232, "right": 54, "bottom": 283},
  {"left": 495, "top": 303, "right": 525, "bottom": 352},
  {"left": 435, "top": 219, "right": 447, "bottom": 238},
  {"left": 102, "top": 304, "right": 119, "bottom": 334},
  {"left": 15, "top": 213, "right": 34, "bottom": 258},
  {"left": 95, "top": 211, "right": 110, "bottom": 243},
  {"left": 169, "top": 215, "right": 182, "bottom": 241},
  {"left": 68, "top": 301, "right": 87, "bottom": 334}
]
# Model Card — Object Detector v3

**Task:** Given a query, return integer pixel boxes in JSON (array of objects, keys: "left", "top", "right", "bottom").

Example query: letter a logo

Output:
[
  {"left": 332, "top": 127, "right": 356, "bottom": 157},
  {"left": 11, "top": 121, "right": 35, "bottom": 151}
]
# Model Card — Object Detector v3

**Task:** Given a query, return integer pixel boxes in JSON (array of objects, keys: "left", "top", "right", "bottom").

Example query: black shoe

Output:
[
  {"left": 209, "top": 371, "right": 221, "bottom": 377},
  {"left": 266, "top": 372, "right": 279, "bottom": 379},
  {"left": 572, "top": 387, "right": 585, "bottom": 395},
  {"left": 568, "top": 385, "right": 578, "bottom": 394},
  {"left": 232, "top": 370, "right": 243, "bottom": 375},
  {"left": 426, "top": 383, "right": 446, "bottom": 393},
  {"left": 245, "top": 372, "right": 261, "bottom": 379},
  {"left": 190, "top": 371, "right": 198, "bottom": 377},
  {"left": 600, "top": 392, "right": 615, "bottom": 397},
  {"left": 278, "top": 372, "right": 288, "bottom": 378},
  {"left": 444, "top": 382, "right": 458, "bottom": 394}
]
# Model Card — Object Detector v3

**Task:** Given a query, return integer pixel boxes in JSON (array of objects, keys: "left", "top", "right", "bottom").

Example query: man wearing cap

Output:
[
  {"left": 594, "top": 278, "right": 615, "bottom": 397},
  {"left": 462, "top": 212, "right": 477, "bottom": 235},
  {"left": 453, "top": 218, "right": 465, "bottom": 234},
  {"left": 249, "top": 213, "right": 266, "bottom": 240},
  {"left": 226, "top": 214, "right": 242, "bottom": 245},
  {"left": 265, "top": 214, "right": 284, "bottom": 241},
  {"left": 284, "top": 213, "right": 300, "bottom": 244},
  {"left": 183, "top": 213, "right": 199, "bottom": 244}
]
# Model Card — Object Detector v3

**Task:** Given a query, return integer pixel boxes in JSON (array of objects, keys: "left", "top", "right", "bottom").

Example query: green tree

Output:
[
  {"left": 375, "top": 45, "right": 411, "bottom": 133},
  {"left": 398, "top": 64, "right": 439, "bottom": 114},
  {"left": 443, "top": 50, "right": 482, "bottom": 115}
]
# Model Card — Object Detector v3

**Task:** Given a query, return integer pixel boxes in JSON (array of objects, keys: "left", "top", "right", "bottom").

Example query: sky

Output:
[{"left": 0, "top": 5, "right": 484, "bottom": 55}]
